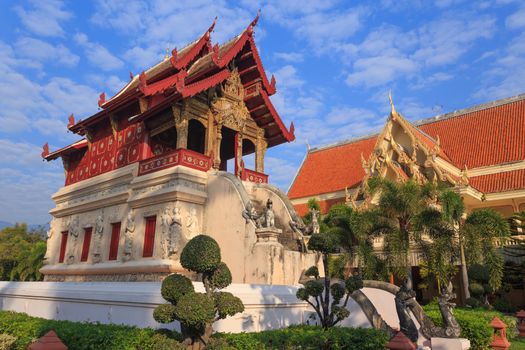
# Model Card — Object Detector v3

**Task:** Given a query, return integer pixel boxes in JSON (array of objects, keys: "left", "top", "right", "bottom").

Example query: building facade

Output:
[{"left": 41, "top": 16, "right": 318, "bottom": 284}]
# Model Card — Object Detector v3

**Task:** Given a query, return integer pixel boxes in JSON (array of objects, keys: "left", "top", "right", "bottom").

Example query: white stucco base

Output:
[{"left": 0, "top": 282, "right": 380, "bottom": 333}]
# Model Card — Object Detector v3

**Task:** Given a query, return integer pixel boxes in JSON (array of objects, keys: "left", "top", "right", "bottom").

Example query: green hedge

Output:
[
  {"left": 0, "top": 311, "right": 183, "bottom": 350},
  {"left": 214, "top": 325, "right": 389, "bottom": 350},
  {"left": 423, "top": 304, "right": 517, "bottom": 350}
]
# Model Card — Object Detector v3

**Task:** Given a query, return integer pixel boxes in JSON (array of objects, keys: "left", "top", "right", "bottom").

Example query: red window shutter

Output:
[
  {"left": 59, "top": 231, "right": 68, "bottom": 263},
  {"left": 143, "top": 216, "right": 156, "bottom": 258},
  {"left": 80, "top": 227, "right": 92, "bottom": 262},
  {"left": 108, "top": 222, "right": 121, "bottom": 260}
]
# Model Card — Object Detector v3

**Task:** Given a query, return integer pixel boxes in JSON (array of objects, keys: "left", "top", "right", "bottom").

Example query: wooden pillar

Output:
[
  {"left": 255, "top": 129, "right": 267, "bottom": 173},
  {"left": 234, "top": 132, "right": 243, "bottom": 177},
  {"left": 172, "top": 103, "right": 188, "bottom": 149},
  {"left": 213, "top": 123, "right": 222, "bottom": 169}
]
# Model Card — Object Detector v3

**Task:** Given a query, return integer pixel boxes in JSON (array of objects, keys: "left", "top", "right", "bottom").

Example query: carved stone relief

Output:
[
  {"left": 92, "top": 210, "right": 104, "bottom": 263},
  {"left": 161, "top": 206, "right": 182, "bottom": 259},
  {"left": 66, "top": 216, "right": 81, "bottom": 265},
  {"left": 185, "top": 206, "right": 199, "bottom": 239},
  {"left": 122, "top": 210, "right": 135, "bottom": 262}
]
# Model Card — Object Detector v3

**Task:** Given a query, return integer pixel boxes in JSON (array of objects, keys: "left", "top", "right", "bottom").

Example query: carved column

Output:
[
  {"left": 172, "top": 103, "right": 188, "bottom": 149},
  {"left": 213, "top": 123, "right": 222, "bottom": 169},
  {"left": 255, "top": 129, "right": 267, "bottom": 173},
  {"left": 234, "top": 132, "right": 243, "bottom": 177}
]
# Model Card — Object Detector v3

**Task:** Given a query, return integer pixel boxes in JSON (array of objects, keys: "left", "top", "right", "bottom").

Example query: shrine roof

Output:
[
  {"left": 288, "top": 135, "right": 377, "bottom": 199},
  {"left": 288, "top": 93, "right": 525, "bottom": 199},
  {"left": 66, "top": 14, "right": 293, "bottom": 148},
  {"left": 417, "top": 93, "right": 525, "bottom": 169},
  {"left": 43, "top": 139, "right": 88, "bottom": 161},
  {"left": 469, "top": 169, "right": 525, "bottom": 194}
]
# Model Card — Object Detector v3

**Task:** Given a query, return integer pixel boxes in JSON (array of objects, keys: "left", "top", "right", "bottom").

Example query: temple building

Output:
[
  {"left": 289, "top": 93, "right": 525, "bottom": 300},
  {"left": 41, "top": 16, "right": 317, "bottom": 283},
  {"left": 289, "top": 93, "right": 525, "bottom": 219}
]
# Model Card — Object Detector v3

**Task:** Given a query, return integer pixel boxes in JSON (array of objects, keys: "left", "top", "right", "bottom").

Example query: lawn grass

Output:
[{"left": 511, "top": 337, "right": 525, "bottom": 350}]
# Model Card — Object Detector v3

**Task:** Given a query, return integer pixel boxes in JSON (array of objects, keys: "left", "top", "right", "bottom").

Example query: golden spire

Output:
[
  {"left": 389, "top": 90, "right": 399, "bottom": 120},
  {"left": 164, "top": 47, "right": 170, "bottom": 60}
]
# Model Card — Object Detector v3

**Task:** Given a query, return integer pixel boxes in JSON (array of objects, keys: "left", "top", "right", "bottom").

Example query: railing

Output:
[
  {"left": 138, "top": 148, "right": 212, "bottom": 176},
  {"left": 241, "top": 168, "right": 268, "bottom": 183}
]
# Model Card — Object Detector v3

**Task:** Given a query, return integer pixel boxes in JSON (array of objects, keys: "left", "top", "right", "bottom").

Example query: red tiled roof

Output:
[
  {"left": 469, "top": 169, "right": 525, "bottom": 193},
  {"left": 294, "top": 198, "right": 345, "bottom": 216},
  {"left": 288, "top": 136, "right": 377, "bottom": 199},
  {"left": 419, "top": 98, "right": 525, "bottom": 169}
]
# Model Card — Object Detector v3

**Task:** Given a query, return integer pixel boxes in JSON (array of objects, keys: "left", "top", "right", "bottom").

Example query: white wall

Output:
[{"left": 0, "top": 282, "right": 377, "bottom": 333}]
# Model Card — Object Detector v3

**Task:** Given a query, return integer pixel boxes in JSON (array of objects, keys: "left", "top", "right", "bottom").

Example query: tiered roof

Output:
[
  {"left": 289, "top": 93, "right": 525, "bottom": 201},
  {"left": 44, "top": 14, "right": 294, "bottom": 161}
]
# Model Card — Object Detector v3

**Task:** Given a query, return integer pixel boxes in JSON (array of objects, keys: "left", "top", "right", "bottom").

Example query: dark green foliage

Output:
[
  {"left": 213, "top": 292, "right": 244, "bottom": 319},
  {"left": 295, "top": 288, "right": 309, "bottom": 301},
  {"left": 469, "top": 282, "right": 484, "bottom": 298},
  {"left": 345, "top": 275, "right": 364, "bottom": 293},
  {"left": 161, "top": 273, "right": 194, "bottom": 304},
  {"left": 174, "top": 293, "right": 216, "bottom": 328},
  {"left": 159, "top": 235, "right": 244, "bottom": 347},
  {"left": 153, "top": 304, "right": 177, "bottom": 324},
  {"left": 330, "top": 283, "right": 345, "bottom": 302},
  {"left": 0, "top": 311, "right": 183, "bottom": 350},
  {"left": 492, "top": 297, "right": 516, "bottom": 313},
  {"left": 423, "top": 304, "right": 517, "bottom": 350},
  {"left": 307, "top": 233, "right": 338, "bottom": 254},
  {"left": 180, "top": 234, "right": 221, "bottom": 273},
  {"left": 465, "top": 297, "right": 481, "bottom": 308},
  {"left": 214, "top": 325, "right": 389, "bottom": 350},
  {"left": 304, "top": 266, "right": 319, "bottom": 278},
  {"left": 208, "top": 262, "right": 232, "bottom": 290},
  {"left": 303, "top": 280, "right": 324, "bottom": 297}
]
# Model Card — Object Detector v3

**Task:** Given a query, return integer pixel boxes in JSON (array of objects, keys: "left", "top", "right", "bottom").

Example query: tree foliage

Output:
[
  {"left": 296, "top": 231, "right": 363, "bottom": 329},
  {"left": 154, "top": 234, "right": 244, "bottom": 348},
  {"left": 0, "top": 224, "right": 46, "bottom": 281}
]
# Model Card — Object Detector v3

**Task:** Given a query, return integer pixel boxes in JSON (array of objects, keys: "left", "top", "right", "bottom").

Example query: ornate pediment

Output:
[{"left": 211, "top": 69, "right": 251, "bottom": 132}]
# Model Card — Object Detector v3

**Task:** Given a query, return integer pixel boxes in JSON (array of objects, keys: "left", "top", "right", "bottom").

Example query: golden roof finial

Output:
[
  {"left": 164, "top": 47, "right": 170, "bottom": 60},
  {"left": 389, "top": 90, "right": 398, "bottom": 119}
]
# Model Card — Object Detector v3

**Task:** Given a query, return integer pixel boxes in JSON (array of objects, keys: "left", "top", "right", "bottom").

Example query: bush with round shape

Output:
[
  {"left": 465, "top": 297, "right": 480, "bottom": 308},
  {"left": 469, "top": 282, "right": 484, "bottom": 298},
  {"left": 296, "top": 288, "right": 309, "bottom": 301},
  {"left": 208, "top": 262, "right": 232, "bottom": 290},
  {"left": 345, "top": 275, "right": 364, "bottom": 293},
  {"left": 304, "top": 266, "right": 319, "bottom": 278},
  {"left": 213, "top": 292, "right": 245, "bottom": 319},
  {"left": 161, "top": 273, "right": 194, "bottom": 305},
  {"left": 304, "top": 280, "right": 324, "bottom": 298},
  {"left": 307, "top": 233, "right": 338, "bottom": 254},
  {"left": 153, "top": 304, "right": 177, "bottom": 324},
  {"left": 330, "top": 283, "right": 345, "bottom": 302},
  {"left": 174, "top": 293, "right": 216, "bottom": 329},
  {"left": 180, "top": 234, "right": 221, "bottom": 273}
]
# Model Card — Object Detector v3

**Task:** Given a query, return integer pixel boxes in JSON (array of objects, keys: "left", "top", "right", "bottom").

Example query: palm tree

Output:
[
  {"left": 462, "top": 208, "right": 510, "bottom": 293},
  {"left": 323, "top": 203, "right": 388, "bottom": 280},
  {"left": 365, "top": 178, "right": 436, "bottom": 288}
]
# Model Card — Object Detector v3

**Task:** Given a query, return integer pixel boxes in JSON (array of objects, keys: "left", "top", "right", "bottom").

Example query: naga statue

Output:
[{"left": 394, "top": 281, "right": 419, "bottom": 343}]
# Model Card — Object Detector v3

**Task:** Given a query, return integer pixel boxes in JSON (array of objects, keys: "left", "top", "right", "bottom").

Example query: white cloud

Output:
[
  {"left": 506, "top": 6, "right": 525, "bottom": 29},
  {"left": 14, "top": 37, "right": 79, "bottom": 67},
  {"left": 74, "top": 33, "right": 124, "bottom": 71},
  {"left": 14, "top": 0, "right": 72, "bottom": 37},
  {"left": 274, "top": 52, "right": 304, "bottom": 63},
  {"left": 346, "top": 56, "right": 419, "bottom": 88}
]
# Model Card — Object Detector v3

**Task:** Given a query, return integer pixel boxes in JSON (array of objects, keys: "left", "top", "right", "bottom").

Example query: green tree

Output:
[
  {"left": 296, "top": 232, "right": 363, "bottom": 329},
  {"left": 323, "top": 204, "right": 388, "bottom": 280},
  {"left": 0, "top": 224, "right": 46, "bottom": 281},
  {"left": 153, "top": 235, "right": 243, "bottom": 349},
  {"left": 365, "top": 178, "right": 436, "bottom": 287}
]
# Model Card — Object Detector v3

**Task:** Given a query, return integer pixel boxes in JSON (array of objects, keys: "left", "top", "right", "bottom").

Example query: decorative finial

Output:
[
  {"left": 129, "top": 71, "right": 134, "bottom": 80},
  {"left": 67, "top": 114, "right": 75, "bottom": 129},
  {"left": 164, "top": 47, "right": 170, "bottom": 60},
  {"left": 389, "top": 90, "right": 399, "bottom": 120},
  {"left": 98, "top": 92, "right": 106, "bottom": 107},
  {"left": 41, "top": 143, "right": 49, "bottom": 158}
]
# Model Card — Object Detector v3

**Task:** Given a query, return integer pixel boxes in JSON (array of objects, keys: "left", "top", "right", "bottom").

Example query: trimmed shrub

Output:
[
  {"left": 0, "top": 311, "right": 182, "bottom": 350},
  {"left": 153, "top": 304, "right": 177, "bottom": 324},
  {"left": 174, "top": 293, "right": 216, "bottom": 328},
  {"left": 208, "top": 262, "right": 232, "bottom": 290},
  {"left": 180, "top": 234, "right": 221, "bottom": 273},
  {"left": 307, "top": 233, "right": 338, "bottom": 254},
  {"left": 423, "top": 304, "right": 517, "bottom": 350},
  {"left": 465, "top": 297, "right": 481, "bottom": 308},
  {"left": 214, "top": 292, "right": 245, "bottom": 320},
  {"left": 492, "top": 297, "right": 516, "bottom": 313},
  {"left": 469, "top": 282, "right": 484, "bottom": 298},
  {"left": 214, "top": 325, "right": 389, "bottom": 350},
  {"left": 160, "top": 273, "right": 194, "bottom": 304}
]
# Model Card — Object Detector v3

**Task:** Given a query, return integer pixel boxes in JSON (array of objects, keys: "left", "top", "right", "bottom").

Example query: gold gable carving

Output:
[{"left": 211, "top": 69, "right": 250, "bottom": 132}]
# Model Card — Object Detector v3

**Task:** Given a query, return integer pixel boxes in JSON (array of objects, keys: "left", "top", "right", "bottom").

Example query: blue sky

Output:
[{"left": 1, "top": 0, "right": 524, "bottom": 225}]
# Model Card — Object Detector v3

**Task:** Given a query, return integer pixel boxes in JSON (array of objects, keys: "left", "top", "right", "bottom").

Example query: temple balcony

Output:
[
  {"left": 137, "top": 148, "right": 212, "bottom": 176},
  {"left": 241, "top": 168, "right": 268, "bottom": 184}
]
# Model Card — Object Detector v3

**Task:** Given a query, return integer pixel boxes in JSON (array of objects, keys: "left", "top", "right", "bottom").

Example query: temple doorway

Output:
[
  {"left": 220, "top": 126, "right": 236, "bottom": 171},
  {"left": 187, "top": 119, "right": 206, "bottom": 154},
  {"left": 242, "top": 138, "right": 255, "bottom": 169}
]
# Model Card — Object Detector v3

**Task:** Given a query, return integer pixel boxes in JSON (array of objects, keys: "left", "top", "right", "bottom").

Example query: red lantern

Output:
[{"left": 516, "top": 310, "right": 525, "bottom": 338}]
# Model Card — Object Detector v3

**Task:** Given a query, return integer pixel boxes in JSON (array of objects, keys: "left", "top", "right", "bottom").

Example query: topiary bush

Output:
[
  {"left": 154, "top": 234, "right": 244, "bottom": 348},
  {"left": 296, "top": 232, "right": 363, "bottom": 329}
]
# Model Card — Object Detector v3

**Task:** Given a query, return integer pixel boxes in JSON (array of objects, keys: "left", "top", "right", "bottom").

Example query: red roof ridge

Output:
[
  {"left": 309, "top": 133, "right": 380, "bottom": 154},
  {"left": 415, "top": 92, "right": 525, "bottom": 127}
]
